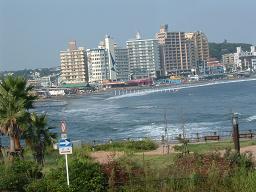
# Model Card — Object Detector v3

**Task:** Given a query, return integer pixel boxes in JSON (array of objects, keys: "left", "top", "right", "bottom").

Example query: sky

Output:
[{"left": 0, "top": 0, "right": 256, "bottom": 71}]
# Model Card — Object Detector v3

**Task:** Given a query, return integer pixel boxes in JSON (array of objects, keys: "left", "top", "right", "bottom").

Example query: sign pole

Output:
[
  {"left": 65, "top": 154, "right": 70, "bottom": 186},
  {"left": 59, "top": 121, "right": 72, "bottom": 186}
]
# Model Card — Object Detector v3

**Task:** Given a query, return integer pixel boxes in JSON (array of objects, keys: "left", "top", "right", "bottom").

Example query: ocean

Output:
[{"left": 32, "top": 79, "right": 256, "bottom": 143}]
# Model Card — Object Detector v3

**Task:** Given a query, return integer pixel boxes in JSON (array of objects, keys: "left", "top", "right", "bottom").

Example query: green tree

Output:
[
  {"left": 23, "top": 112, "right": 57, "bottom": 165},
  {"left": 0, "top": 75, "right": 36, "bottom": 158}
]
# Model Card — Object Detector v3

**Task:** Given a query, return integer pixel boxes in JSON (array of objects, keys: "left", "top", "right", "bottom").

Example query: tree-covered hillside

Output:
[
  {"left": 209, "top": 42, "right": 252, "bottom": 60},
  {"left": 0, "top": 67, "right": 59, "bottom": 79}
]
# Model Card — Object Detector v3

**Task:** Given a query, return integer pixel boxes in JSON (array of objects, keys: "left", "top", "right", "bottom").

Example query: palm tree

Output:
[
  {"left": 23, "top": 113, "right": 57, "bottom": 165},
  {"left": 0, "top": 75, "right": 36, "bottom": 158},
  {"left": 0, "top": 87, "right": 28, "bottom": 157}
]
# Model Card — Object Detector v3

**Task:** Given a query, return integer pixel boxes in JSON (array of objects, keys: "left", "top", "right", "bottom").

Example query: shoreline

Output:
[{"left": 36, "top": 76, "right": 256, "bottom": 101}]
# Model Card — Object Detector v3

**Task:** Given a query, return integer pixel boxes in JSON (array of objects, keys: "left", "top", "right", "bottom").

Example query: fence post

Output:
[
  {"left": 232, "top": 113, "right": 240, "bottom": 154},
  {"left": 196, "top": 133, "right": 200, "bottom": 142}
]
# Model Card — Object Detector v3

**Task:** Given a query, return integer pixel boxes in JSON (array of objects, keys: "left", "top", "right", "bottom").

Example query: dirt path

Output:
[
  {"left": 240, "top": 145, "right": 256, "bottom": 158},
  {"left": 89, "top": 145, "right": 175, "bottom": 164},
  {"left": 90, "top": 151, "right": 124, "bottom": 164},
  {"left": 89, "top": 144, "right": 256, "bottom": 164}
]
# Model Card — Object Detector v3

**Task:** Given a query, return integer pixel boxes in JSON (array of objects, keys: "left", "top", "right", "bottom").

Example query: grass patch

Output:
[
  {"left": 141, "top": 154, "right": 175, "bottom": 169},
  {"left": 174, "top": 139, "right": 256, "bottom": 153},
  {"left": 93, "top": 139, "right": 158, "bottom": 152}
]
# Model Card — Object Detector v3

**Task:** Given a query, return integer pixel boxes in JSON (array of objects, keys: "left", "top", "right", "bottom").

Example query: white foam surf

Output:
[
  {"left": 131, "top": 121, "right": 225, "bottom": 139},
  {"left": 247, "top": 115, "right": 256, "bottom": 122}
]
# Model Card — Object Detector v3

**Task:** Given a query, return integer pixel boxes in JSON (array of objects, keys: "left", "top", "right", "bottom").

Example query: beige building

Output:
[
  {"left": 185, "top": 31, "right": 209, "bottom": 65},
  {"left": 156, "top": 25, "right": 209, "bottom": 76},
  {"left": 156, "top": 25, "right": 193, "bottom": 76},
  {"left": 222, "top": 53, "right": 235, "bottom": 72},
  {"left": 60, "top": 41, "right": 88, "bottom": 84}
]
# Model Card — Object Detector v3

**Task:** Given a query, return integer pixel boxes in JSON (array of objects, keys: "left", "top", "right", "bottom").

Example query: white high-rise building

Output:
[
  {"left": 87, "top": 35, "right": 130, "bottom": 83},
  {"left": 87, "top": 48, "right": 109, "bottom": 83},
  {"left": 89, "top": 35, "right": 130, "bottom": 83},
  {"left": 99, "top": 35, "right": 117, "bottom": 80},
  {"left": 126, "top": 33, "right": 160, "bottom": 79},
  {"left": 234, "top": 47, "right": 242, "bottom": 71},
  {"left": 60, "top": 41, "right": 88, "bottom": 84}
]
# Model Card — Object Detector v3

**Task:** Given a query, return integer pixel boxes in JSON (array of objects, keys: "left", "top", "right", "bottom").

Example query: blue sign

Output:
[{"left": 59, "top": 139, "right": 72, "bottom": 148}]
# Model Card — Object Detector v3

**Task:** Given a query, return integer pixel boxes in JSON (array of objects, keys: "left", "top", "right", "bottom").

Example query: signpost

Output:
[
  {"left": 59, "top": 139, "right": 72, "bottom": 155},
  {"left": 59, "top": 121, "right": 72, "bottom": 186},
  {"left": 60, "top": 121, "right": 67, "bottom": 139}
]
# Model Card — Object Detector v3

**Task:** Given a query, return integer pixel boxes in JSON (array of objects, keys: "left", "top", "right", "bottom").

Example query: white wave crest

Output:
[{"left": 247, "top": 115, "right": 256, "bottom": 122}]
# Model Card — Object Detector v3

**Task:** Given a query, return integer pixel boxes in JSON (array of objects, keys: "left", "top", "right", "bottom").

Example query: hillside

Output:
[{"left": 209, "top": 42, "right": 252, "bottom": 60}]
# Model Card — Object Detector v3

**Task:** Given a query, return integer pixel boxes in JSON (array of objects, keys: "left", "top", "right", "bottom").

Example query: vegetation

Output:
[
  {"left": 0, "top": 136, "right": 256, "bottom": 191},
  {"left": 0, "top": 151, "right": 106, "bottom": 192},
  {"left": 209, "top": 42, "right": 252, "bottom": 60},
  {"left": 0, "top": 160, "right": 42, "bottom": 192},
  {"left": 0, "top": 75, "right": 55, "bottom": 162},
  {"left": 1, "top": 75, "right": 256, "bottom": 191},
  {"left": 93, "top": 139, "right": 158, "bottom": 152},
  {"left": 25, "top": 157, "right": 106, "bottom": 192},
  {"left": 0, "top": 76, "right": 37, "bottom": 158},
  {"left": 22, "top": 112, "right": 57, "bottom": 165},
  {"left": 174, "top": 140, "right": 256, "bottom": 153},
  {"left": 101, "top": 149, "right": 256, "bottom": 192},
  {"left": 0, "top": 67, "right": 59, "bottom": 80}
]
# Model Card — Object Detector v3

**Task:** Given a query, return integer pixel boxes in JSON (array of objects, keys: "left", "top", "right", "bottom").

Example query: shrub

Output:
[
  {"left": 26, "top": 157, "right": 106, "bottom": 192},
  {"left": 0, "top": 160, "right": 42, "bottom": 192},
  {"left": 95, "top": 139, "right": 158, "bottom": 152}
]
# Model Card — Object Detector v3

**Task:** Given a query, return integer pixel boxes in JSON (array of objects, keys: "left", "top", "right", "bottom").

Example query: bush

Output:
[
  {"left": 0, "top": 160, "right": 42, "bottom": 192},
  {"left": 95, "top": 139, "right": 158, "bottom": 152},
  {"left": 26, "top": 157, "right": 106, "bottom": 192}
]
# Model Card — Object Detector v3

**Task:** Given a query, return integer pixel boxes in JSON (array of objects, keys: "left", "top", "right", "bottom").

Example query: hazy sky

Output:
[{"left": 1, "top": 0, "right": 255, "bottom": 71}]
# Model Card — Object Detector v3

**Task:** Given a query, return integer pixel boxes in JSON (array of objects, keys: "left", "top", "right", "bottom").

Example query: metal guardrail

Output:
[
  {"left": 0, "top": 129, "right": 255, "bottom": 148},
  {"left": 81, "top": 129, "right": 256, "bottom": 146}
]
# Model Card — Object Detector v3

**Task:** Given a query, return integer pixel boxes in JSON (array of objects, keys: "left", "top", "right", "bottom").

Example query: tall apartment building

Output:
[
  {"left": 156, "top": 25, "right": 209, "bottom": 76},
  {"left": 126, "top": 33, "right": 160, "bottom": 79},
  {"left": 185, "top": 31, "right": 209, "bottom": 64},
  {"left": 156, "top": 25, "right": 192, "bottom": 76},
  {"left": 60, "top": 41, "right": 88, "bottom": 84},
  {"left": 115, "top": 48, "right": 129, "bottom": 81},
  {"left": 87, "top": 48, "right": 109, "bottom": 83},
  {"left": 98, "top": 35, "right": 117, "bottom": 80},
  {"left": 87, "top": 35, "right": 129, "bottom": 83}
]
